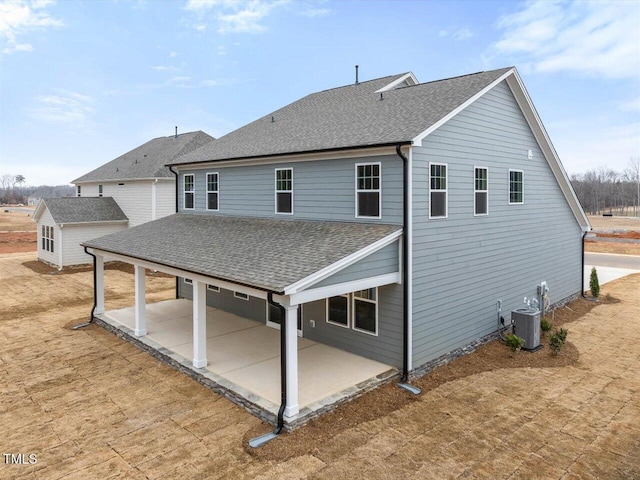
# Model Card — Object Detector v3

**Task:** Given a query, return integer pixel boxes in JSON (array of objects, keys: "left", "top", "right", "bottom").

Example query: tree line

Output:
[
  {"left": 0, "top": 173, "right": 74, "bottom": 204},
  {"left": 570, "top": 158, "right": 640, "bottom": 216}
]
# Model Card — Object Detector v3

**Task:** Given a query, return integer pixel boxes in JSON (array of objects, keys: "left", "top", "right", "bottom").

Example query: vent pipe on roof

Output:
[
  {"left": 175, "top": 126, "right": 178, "bottom": 139},
  {"left": 355, "top": 65, "right": 359, "bottom": 84}
]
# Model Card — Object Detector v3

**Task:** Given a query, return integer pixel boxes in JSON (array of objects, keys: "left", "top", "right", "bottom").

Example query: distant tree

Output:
[
  {"left": 14, "top": 175, "right": 26, "bottom": 203},
  {"left": 625, "top": 157, "right": 640, "bottom": 217}
]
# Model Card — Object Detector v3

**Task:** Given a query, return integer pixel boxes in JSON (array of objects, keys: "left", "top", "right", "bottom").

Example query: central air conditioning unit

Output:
[{"left": 512, "top": 308, "right": 542, "bottom": 351}]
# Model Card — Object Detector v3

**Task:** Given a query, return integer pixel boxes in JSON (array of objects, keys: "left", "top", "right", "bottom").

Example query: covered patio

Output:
[{"left": 97, "top": 298, "right": 396, "bottom": 423}]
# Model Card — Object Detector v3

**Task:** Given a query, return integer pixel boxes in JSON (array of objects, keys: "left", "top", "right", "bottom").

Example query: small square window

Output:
[
  {"left": 184, "top": 278, "right": 193, "bottom": 285},
  {"left": 234, "top": 292, "right": 249, "bottom": 300},
  {"left": 207, "top": 284, "right": 220, "bottom": 292}
]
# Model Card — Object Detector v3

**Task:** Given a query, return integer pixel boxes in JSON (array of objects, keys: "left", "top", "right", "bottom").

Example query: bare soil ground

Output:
[
  {"left": 1, "top": 252, "right": 639, "bottom": 479},
  {"left": 587, "top": 214, "right": 640, "bottom": 231},
  {"left": 584, "top": 240, "right": 640, "bottom": 256},
  {"left": 0, "top": 210, "right": 37, "bottom": 253},
  {"left": 0, "top": 210, "right": 36, "bottom": 231}
]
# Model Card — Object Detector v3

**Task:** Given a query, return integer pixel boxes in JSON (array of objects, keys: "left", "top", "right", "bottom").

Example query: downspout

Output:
[
  {"left": 249, "top": 292, "right": 286, "bottom": 447},
  {"left": 395, "top": 145, "right": 421, "bottom": 395},
  {"left": 73, "top": 246, "right": 97, "bottom": 329},
  {"left": 168, "top": 165, "right": 180, "bottom": 299}
]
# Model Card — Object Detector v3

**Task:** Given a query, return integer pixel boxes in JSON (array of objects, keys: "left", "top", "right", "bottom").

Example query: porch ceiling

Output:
[{"left": 84, "top": 213, "right": 401, "bottom": 292}]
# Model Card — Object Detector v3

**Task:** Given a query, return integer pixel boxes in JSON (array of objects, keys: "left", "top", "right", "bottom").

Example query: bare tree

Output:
[{"left": 625, "top": 157, "right": 640, "bottom": 217}]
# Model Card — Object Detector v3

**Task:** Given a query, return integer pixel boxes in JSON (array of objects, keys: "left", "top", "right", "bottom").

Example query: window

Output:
[
  {"left": 76, "top": 185, "right": 81, "bottom": 197},
  {"left": 509, "top": 170, "right": 524, "bottom": 204},
  {"left": 184, "top": 278, "right": 192, "bottom": 285},
  {"left": 234, "top": 292, "right": 249, "bottom": 300},
  {"left": 327, "top": 295, "right": 349, "bottom": 327},
  {"left": 206, "top": 173, "right": 219, "bottom": 211},
  {"left": 207, "top": 284, "right": 220, "bottom": 292},
  {"left": 183, "top": 174, "right": 195, "bottom": 210},
  {"left": 42, "top": 225, "right": 54, "bottom": 253},
  {"left": 356, "top": 163, "right": 381, "bottom": 218},
  {"left": 352, "top": 288, "right": 377, "bottom": 335},
  {"left": 98, "top": 184, "right": 103, "bottom": 197},
  {"left": 429, "top": 163, "right": 447, "bottom": 218},
  {"left": 474, "top": 167, "right": 488, "bottom": 216},
  {"left": 275, "top": 168, "right": 293, "bottom": 214}
]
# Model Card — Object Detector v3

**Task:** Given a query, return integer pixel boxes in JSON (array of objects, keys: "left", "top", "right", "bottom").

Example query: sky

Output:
[{"left": 0, "top": 0, "right": 639, "bottom": 186}]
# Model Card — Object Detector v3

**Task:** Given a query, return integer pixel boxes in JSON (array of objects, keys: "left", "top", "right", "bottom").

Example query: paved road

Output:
[{"left": 586, "top": 252, "right": 640, "bottom": 270}]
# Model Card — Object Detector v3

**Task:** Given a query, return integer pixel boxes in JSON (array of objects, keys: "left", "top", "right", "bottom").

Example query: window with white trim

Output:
[
  {"left": 275, "top": 168, "right": 293, "bottom": 214},
  {"left": 183, "top": 174, "right": 195, "bottom": 210},
  {"left": 352, "top": 289, "right": 377, "bottom": 335},
  {"left": 474, "top": 167, "right": 488, "bottom": 215},
  {"left": 206, "top": 172, "right": 219, "bottom": 211},
  {"left": 98, "top": 184, "right": 103, "bottom": 197},
  {"left": 234, "top": 292, "right": 249, "bottom": 300},
  {"left": 42, "top": 225, "right": 54, "bottom": 253},
  {"left": 327, "top": 295, "right": 349, "bottom": 327},
  {"left": 429, "top": 163, "right": 447, "bottom": 218},
  {"left": 184, "top": 278, "right": 192, "bottom": 285},
  {"left": 207, "top": 284, "right": 220, "bottom": 292},
  {"left": 509, "top": 170, "right": 524, "bottom": 204},
  {"left": 76, "top": 185, "right": 81, "bottom": 197},
  {"left": 356, "top": 163, "right": 381, "bottom": 218}
]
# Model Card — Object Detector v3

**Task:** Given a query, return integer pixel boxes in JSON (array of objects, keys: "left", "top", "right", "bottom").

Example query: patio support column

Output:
[
  {"left": 192, "top": 280, "right": 207, "bottom": 368},
  {"left": 95, "top": 254, "right": 105, "bottom": 315},
  {"left": 284, "top": 304, "right": 299, "bottom": 418},
  {"left": 134, "top": 265, "right": 146, "bottom": 336}
]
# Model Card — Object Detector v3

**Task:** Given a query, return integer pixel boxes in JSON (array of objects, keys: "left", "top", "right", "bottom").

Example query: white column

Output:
[
  {"left": 284, "top": 304, "right": 299, "bottom": 418},
  {"left": 95, "top": 254, "right": 105, "bottom": 315},
  {"left": 192, "top": 280, "right": 207, "bottom": 368},
  {"left": 134, "top": 265, "right": 146, "bottom": 336}
]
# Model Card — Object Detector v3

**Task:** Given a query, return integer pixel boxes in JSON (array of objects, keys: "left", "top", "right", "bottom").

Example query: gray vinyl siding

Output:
[
  {"left": 411, "top": 80, "right": 583, "bottom": 368},
  {"left": 176, "top": 156, "right": 403, "bottom": 224},
  {"left": 302, "top": 284, "right": 403, "bottom": 367},
  {"left": 312, "top": 241, "right": 400, "bottom": 289},
  {"left": 178, "top": 279, "right": 266, "bottom": 323}
]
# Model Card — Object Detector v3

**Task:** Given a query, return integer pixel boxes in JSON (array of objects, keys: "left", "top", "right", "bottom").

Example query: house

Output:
[
  {"left": 82, "top": 67, "right": 590, "bottom": 429},
  {"left": 27, "top": 185, "right": 75, "bottom": 206},
  {"left": 34, "top": 131, "right": 214, "bottom": 267},
  {"left": 32, "top": 197, "right": 128, "bottom": 269}
]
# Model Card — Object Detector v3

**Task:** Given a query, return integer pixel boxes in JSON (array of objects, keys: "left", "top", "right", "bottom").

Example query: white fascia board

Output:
[
  {"left": 289, "top": 272, "right": 401, "bottom": 306},
  {"left": 411, "top": 69, "right": 515, "bottom": 147},
  {"left": 85, "top": 248, "right": 270, "bottom": 300},
  {"left": 283, "top": 229, "right": 403, "bottom": 295},
  {"left": 59, "top": 220, "right": 129, "bottom": 227},
  {"left": 74, "top": 177, "right": 172, "bottom": 185},
  {"left": 171, "top": 146, "right": 399, "bottom": 171},
  {"left": 31, "top": 200, "right": 46, "bottom": 222},
  {"left": 505, "top": 71, "right": 590, "bottom": 232},
  {"left": 375, "top": 72, "right": 419, "bottom": 93}
]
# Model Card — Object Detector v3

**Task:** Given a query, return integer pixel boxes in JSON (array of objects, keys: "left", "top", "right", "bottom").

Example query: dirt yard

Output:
[
  {"left": 1, "top": 252, "right": 639, "bottom": 479},
  {"left": 587, "top": 214, "right": 640, "bottom": 231},
  {"left": 0, "top": 210, "right": 36, "bottom": 253}
]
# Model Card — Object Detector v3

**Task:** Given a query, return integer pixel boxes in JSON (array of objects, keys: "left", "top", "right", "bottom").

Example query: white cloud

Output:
[
  {"left": 184, "top": 0, "right": 289, "bottom": 34},
  {"left": 0, "top": 0, "right": 64, "bottom": 54},
  {"left": 299, "top": 7, "right": 330, "bottom": 18},
  {"left": 619, "top": 97, "right": 640, "bottom": 112},
  {"left": 28, "top": 91, "right": 94, "bottom": 124},
  {"left": 493, "top": 0, "right": 640, "bottom": 80},
  {"left": 453, "top": 27, "right": 472, "bottom": 41},
  {"left": 151, "top": 65, "right": 178, "bottom": 72}
]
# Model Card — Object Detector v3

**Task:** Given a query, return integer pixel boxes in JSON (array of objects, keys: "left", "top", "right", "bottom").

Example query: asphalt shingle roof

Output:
[
  {"left": 73, "top": 131, "right": 214, "bottom": 183},
  {"left": 42, "top": 197, "right": 128, "bottom": 224},
  {"left": 170, "top": 68, "right": 513, "bottom": 165},
  {"left": 84, "top": 214, "right": 401, "bottom": 292}
]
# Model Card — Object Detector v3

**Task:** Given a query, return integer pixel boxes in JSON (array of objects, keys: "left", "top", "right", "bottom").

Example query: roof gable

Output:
[
  {"left": 33, "top": 197, "right": 128, "bottom": 224},
  {"left": 73, "top": 131, "right": 214, "bottom": 184}
]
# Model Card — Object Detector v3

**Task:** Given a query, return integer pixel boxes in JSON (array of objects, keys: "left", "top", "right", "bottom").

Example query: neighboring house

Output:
[
  {"left": 32, "top": 197, "right": 128, "bottom": 269},
  {"left": 84, "top": 67, "right": 590, "bottom": 427},
  {"left": 72, "top": 130, "right": 214, "bottom": 227},
  {"left": 27, "top": 186, "right": 75, "bottom": 206}
]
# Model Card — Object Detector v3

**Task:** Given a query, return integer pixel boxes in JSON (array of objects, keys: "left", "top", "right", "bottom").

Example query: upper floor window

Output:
[
  {"left": 183, "top": 174, "right": 195, "bottom": 210},
  {"left": 429, "top": 163, "right": 447, "bottom": 218},
  {"left": 76, "top": 185, "right": 81, "bottom": 197},
  {"left": 474, "top": 167, "right": 488, "bottom": 216},
  {"left": 509, "top": 170, "right": 524, "bottom": 204},
  {"left": 206, "top": 173, "right": 219, "bottom": 211},
  {"left": 98, "top": 184, "right": 103, "bottom": 197},
  {"left": 275, "top": 168, "right": 293, "bottom": 214},
  {"left": 356, "top": 163, "right": 381, "bottom": 218}
]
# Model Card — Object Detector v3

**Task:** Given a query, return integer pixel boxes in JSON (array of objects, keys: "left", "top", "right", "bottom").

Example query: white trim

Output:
[
  {"left": 151, "top": 179, "right": 157, "bottom": 220},
  {"left": 134, "top": 265, "right": 147, "bottom": 337},
  {"left": 74, "top": 177, "right": 174, "bottom": 185},
  {"left": 283, "top": 304, "right": 299, "bottom": 418},
  {"left": 284, "top": 230, "right": 402, "bottom": 294},
  {"left": 412, "top": 69, "right": 514, "bottom": 146},
  {"left": 192, "top": 280, "right": 207, "bottom": 368},
  {"left": 289, "top": 272, "right": 400, "bottom": 306},
  {"left": 58, "top": 225, "right": 63, "bottom": 269},
  {"left": 428, "top": 162, "right": 448, "bottom": 219},
  {"left": 95, "top": 254, "right": 104, "bottom": 314},
  {"left": 266, "top": 302, "right": 303, "bottom": 336},
  {"left": 351, "top": 288, "right": 378, "bottom": 336},
  {"left": 274, "top": 167, "right": 293, "bottom": 215},
  {"left": 473, "top": 166, "right": 489, "bottom": 216},
  {"left": 207, "top": 284, "right": 220, "bottom": 292},
  {"left": 183, "top": 173, "right": 195, "bottom": 210},
  {"left": 205, "top": 171, "right": 220, "bottom": 212},
  {"left": 234, "top": 291, "right": 249, "bottom": 300},
  {"left": 326, "top": 294, "right": 350, "bottom": 328},
  {"left": 355, "top": 162, "right": 382, "bottom": 219},
  {"left": 375, "top": 72, "right": 419, "bottom": 93},
  {"left": 58, "top": 220, "right": 129, "bottom": 226},
  {"left": 508, "top": 169, "right": 524, "bottom": 205}
]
